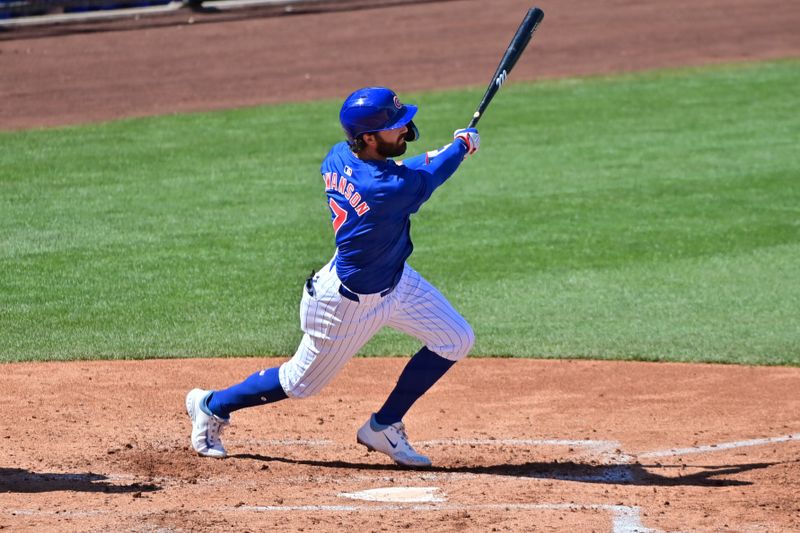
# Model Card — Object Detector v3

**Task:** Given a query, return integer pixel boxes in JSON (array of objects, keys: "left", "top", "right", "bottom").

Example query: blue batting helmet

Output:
[{"left": 339, "top": 87, "right": 419, "bottom": 147}]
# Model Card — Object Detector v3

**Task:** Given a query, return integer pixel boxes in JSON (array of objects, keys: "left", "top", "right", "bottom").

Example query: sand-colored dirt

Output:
[{"left": 1, "top": 358, "right": 799, "bottom": 531}]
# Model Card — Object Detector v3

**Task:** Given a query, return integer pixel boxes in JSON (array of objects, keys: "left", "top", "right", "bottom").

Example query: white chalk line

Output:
[
  {"left": 228, "top": 437, "right": 629, "bottom": 458},
  {"left": 227, "top": 433, "right": 799, "bottom": 463},
  {"left": 6, "top": 509, "right": 109, "bottom": 518},
  {"left": 639, "top": 433, "right": 800, "bottom": 459},
  {"left": 417, "top": 438, "right": 617, "bottom": 447},
  {"left": 8, "top": 433, "right": 794, "bottom": 530},
  {"left": 227, "top": 438, "right": 336, "bottom": 446},
  {"left": 220, "top": 432, "right": 799, "bottom": 484},
  {"left": 234, "top": 502, "right": 661, "bottom": 533},
  {"left": 226, "top": 437, "right": 635, "bottom": 467},
  {"left": 420, "top": 438, "right": 633, "bottom": 465},
  {"left": 228, "top": 438, "right": 618, "bottom": 448},
  {"left": 339, "top": 486, "right": 445, "bottom": 503},
  {"left": 4, "top": 502, "right": 662, "bottom": 532}
]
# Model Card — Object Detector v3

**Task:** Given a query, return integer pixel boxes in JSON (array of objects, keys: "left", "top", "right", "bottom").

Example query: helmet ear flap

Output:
[{"left": 405, "top": 120, "right": 419, "bottom": 142}]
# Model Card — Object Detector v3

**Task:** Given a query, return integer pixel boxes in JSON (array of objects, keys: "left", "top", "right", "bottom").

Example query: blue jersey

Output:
[{"left": 320, "top": 140, "right": 468, "bottom": 294}]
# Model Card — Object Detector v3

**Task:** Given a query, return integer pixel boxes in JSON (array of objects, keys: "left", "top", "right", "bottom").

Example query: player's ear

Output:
[{"left": 361, "top": 132, "right": 377, "bottom": 148}]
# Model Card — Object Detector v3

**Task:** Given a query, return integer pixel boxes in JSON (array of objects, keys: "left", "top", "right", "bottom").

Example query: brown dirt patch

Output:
[
  {"left": 1, "top": 0, "right": 798, "bottom": 130},
  {"left": 1, "top": 358, "right": 799, "bottom": 531}
]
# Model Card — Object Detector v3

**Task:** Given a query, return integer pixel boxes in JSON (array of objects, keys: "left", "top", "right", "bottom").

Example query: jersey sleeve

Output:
[
  {"left": 392, "top": 140, "right": 468, "bottom": 213},
  {"left": 401, "top": 142, "right": 458, "bottom": 170}
]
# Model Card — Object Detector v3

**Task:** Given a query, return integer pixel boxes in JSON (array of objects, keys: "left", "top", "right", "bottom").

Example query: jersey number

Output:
[{"left": 329, "top": 198, "right": 348, "bottom": 235}]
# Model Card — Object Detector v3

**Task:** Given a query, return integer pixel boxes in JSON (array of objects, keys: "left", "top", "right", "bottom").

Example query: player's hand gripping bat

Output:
[{"left": 468, "top": 7, "right": 544, "bottom": 128}]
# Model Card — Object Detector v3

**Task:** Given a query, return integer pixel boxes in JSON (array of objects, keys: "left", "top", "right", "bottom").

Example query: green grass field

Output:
[{"left": 2, "top": 60, "right": 798, "bottom": 364}]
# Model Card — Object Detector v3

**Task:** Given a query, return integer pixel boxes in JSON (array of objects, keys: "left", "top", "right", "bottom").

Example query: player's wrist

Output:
[{"left": 453, "top": 128, "right": 480, "bottom": 156}]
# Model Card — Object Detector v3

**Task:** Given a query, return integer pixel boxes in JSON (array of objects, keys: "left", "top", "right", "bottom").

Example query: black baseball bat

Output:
[{"left": 468, "top": 7, "right": 544, "bottom": 128}]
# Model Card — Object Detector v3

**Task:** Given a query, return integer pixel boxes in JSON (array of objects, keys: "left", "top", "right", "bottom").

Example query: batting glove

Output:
[{"left": 454, "top": 128, "right": 480, "bottom": 155}]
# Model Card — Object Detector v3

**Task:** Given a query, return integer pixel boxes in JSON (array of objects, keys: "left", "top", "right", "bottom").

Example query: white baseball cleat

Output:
[
  {"left": 356, "top": 414, "right": 432, "bottom": 468},
  {"left": 185, "top": 388, "right": 229, "bottom": 458}
]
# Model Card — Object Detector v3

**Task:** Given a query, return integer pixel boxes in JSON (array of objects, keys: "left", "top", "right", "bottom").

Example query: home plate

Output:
[{"left": 338, "top": 487, "right": 445, "bottom": 503}]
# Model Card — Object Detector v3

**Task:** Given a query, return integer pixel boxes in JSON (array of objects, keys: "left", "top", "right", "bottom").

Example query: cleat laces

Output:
[
  {"left": 207, "top": 417, "right": 228, "bottom": 447},
  {"left": 392, "top": 422, "right": 415, "bottom": 452}
]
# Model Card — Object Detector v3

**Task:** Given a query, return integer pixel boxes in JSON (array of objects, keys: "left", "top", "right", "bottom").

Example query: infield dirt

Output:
[
  {"left": 1, "top": 0, "right": 799, "bottom": 531},
  {"left": 1, "top": 358, "right": 799, "bottom": 531},
  {"left": 0, "top": 0, "right": 798, "bottom": 129}
]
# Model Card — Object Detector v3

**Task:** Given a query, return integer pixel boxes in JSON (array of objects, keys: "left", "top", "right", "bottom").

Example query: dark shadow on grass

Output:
[
  {"left": 0, "top": 468, "right": 160, "bottom": 493},
  {"left": 231, "top": 453, "right": 782, "bottom": 487}
]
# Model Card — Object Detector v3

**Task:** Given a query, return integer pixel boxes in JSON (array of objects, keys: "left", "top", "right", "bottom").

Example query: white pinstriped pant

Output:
[{"left": 278, "top": 257, "right": 474, "bottom": 399}]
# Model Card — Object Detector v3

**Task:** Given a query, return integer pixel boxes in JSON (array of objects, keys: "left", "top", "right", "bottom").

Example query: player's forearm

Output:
[
  {"left": 403, "top": 141, "right": 462, "bottom": 169},
  {"left": 403, "top": 141, "right": 467, "bottom": 186},
  {"left": 400, "top": 152, "right": 428, "bottom": 170}
]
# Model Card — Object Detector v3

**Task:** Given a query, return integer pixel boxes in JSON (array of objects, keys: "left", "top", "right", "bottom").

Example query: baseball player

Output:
[{"left": 186, "top": 87, "right": 479, "bottom": 467}]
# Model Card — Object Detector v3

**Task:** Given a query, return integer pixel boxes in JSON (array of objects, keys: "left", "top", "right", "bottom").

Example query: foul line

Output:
[
  {"left": 228, "top": 434, "right": 799, "bottom": 463},
  {"left": 418, "top": 438, "right": 619, "bottom": 449},
  {"left": 229, "top": 437, "right": 623, "bottom": 450},
  {"left": 228, "top": 439, "right": 335, "bottom": 447},
  {"left": 235, "top": 502, "right": 661, "bottom": 533},
  {"left": 639, "top": 433, "right": 800, "bottom": 459},
  {"left": 226, "top": 437, "right": 632, "bottom": 465},
  {"left": 6, "top": 503, "right": 661, "bottom": 533}
]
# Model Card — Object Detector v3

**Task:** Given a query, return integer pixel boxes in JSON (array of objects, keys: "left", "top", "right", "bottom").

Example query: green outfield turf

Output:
[{"left": 1, "top": 60, "right": 798, "bottom": 364}]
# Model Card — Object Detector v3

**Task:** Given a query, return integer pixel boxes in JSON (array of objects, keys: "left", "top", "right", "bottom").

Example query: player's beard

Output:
[{"left": 375, "top": 136, "right": 407, "bottom": 158}]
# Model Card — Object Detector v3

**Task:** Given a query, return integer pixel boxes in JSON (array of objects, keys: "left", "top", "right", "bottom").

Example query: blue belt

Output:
[
  {"left": 306, "top": 270, "right": 397, "bottom": 302},
  {"left": 329, "top": 257, "right": 401, "bottom": 302},
  {"left": 338, "top": 283, "right": 395, "bottom": 303}
]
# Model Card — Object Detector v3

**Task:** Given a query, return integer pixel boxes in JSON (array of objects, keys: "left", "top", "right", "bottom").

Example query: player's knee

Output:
[
  {"left": 278, "top": 361, "right": 321, "bottom": 400},
  {"left": 279, "top": 377, "right": 320, "bottom": 400},
  {"left": 459, "top": 322, "right": 476, "bottom": 359},
  {"left": 441, "top": 321, "right": 475, "bottom": 362},
  {"left": 286, "top": 386, "right": 318, "bottom": 400}
]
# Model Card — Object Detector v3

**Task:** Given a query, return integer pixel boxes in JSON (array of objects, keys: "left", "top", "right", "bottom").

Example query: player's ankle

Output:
[{"left": 372, "top": 413, "right": 397, "bottom": 429}]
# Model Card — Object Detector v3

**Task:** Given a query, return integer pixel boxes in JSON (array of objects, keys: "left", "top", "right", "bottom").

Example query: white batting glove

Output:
[{"left": 454, "top": 128, "right": 480, "bottom": 155}]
